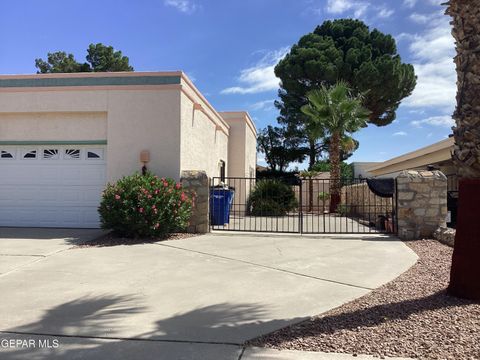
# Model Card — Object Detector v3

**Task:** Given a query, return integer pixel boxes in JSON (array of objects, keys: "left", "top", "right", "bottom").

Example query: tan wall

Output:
[
  {"left": 245, "top": 122, "right": 257, "bottom": 178},
  {"left": 225, "top": 120, "right": 246, "bottom": 177},
  {"left": 106, "top": 90, "right": 181, "bottom": 181},
  {"left": 0, "top": 112, "right": 107, "bottom": 141},
  {"left": 294, "top": 174, "right": 331, "bottom": 213},
  {"left": 220, "top": 112, "right": 257, "bottom": 216},
  {"left": 0, "top": 89, "right": 182, "bottom": 181},
  {"left": 341, "top": 182, "right": 393, "bottom": 221},
  {"left": 179, "top": 92, "right": 229, "bottom": 179}
]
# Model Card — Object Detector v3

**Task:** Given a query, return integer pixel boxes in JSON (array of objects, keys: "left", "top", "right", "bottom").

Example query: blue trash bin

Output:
[{"left": 210, "top": 188, "right": 235, "bottom": 225}]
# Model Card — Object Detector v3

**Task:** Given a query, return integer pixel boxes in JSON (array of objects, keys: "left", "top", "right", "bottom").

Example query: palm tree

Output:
[
  {"left": 446, "top": 0, "right": 480, "bottom": 300},
  {"left": 301, "top": 82, "right": 370, "bottom": 212}
]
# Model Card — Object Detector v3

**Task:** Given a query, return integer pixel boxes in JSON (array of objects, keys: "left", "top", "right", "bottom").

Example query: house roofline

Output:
[{"left": 367, "top": 137, "right": 454, "bottom": 175}]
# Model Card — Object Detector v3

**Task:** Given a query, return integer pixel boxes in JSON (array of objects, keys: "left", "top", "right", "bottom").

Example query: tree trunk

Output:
[
  {"left": 329, "top": 132, "right": 341, "bottom": 213},
  {"left": 446, "top": 0, "right": 480, "bottom": 300},
  {"left": 308, "top": 139, "right": 316, "bottom": 171}
]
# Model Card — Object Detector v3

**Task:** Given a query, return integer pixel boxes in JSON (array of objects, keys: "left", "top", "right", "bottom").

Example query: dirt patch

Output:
[
  {"left": 249, "top": 240, "right": 480, "bottom": 359},
  {"left": 75, "top": 232, "right": 198, "bottom": 248}
]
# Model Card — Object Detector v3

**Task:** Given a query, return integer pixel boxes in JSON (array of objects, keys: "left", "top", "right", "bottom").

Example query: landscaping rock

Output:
[
  {"left": 396, "top": 170, "right": 447, "bottom": 240},
  {"left": 250, "top": 240, "right": 480, "bottom": 360},
  {"left": 433, "top": 226, "right": 456, "bottom": 247}
]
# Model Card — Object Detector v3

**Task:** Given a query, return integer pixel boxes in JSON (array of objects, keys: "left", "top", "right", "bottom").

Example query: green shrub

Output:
[
  {"left": 247, "top": 179, "right": 298, "bottom": 216},
  {"left": 98, "top": 172, "right": 193, "bottom": 238},
  {"left": 336, "top": 204, "right": 348, "bottom": 216},
  {"left": 318, "top": 191, "right": 329, "bottom": 202}
]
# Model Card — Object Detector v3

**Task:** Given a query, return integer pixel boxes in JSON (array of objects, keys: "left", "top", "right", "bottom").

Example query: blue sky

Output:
[{"left": 0, "top": 0, "right": 455, "bottom": 168}]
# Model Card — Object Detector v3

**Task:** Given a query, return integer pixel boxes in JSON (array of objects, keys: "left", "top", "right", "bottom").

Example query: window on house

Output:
[
  {"left": 64, "top": 149, "right": 81, "bottom": 160},
  {"left": 22, "top": 150, "right": 37, "bottom": 159},
  {"left": 0, "top": 150, "right": 14, "bottom": 159},
  {"left": 43, "top": 149, "right": 59, "bottom": 160},
  {"left": 219, "top": 160, "right": 226, "bottom": 182},
  {"left": 87, "top": 149, "right": 104, "bottom": 159}
]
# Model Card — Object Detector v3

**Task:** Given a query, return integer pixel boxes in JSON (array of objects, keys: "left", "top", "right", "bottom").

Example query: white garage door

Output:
[{"left": 0, "top": 145, "right": 106, "bottom": 228}]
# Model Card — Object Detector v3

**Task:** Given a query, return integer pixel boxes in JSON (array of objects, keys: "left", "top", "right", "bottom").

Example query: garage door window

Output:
[
  {"left": 64, "top": 149, "right": 81, "bottom": 160},
  {"left": 0, "top": 150, "right": 14, "bottom": 159},
  {"left": 87, "top": 149, "right": 104, "bottom": 159},
  {"left": 22, "top": 150, "right": 37, "bottom": 159},
  {"left": 43, "top": 149, "right": 59, "bottom": 160}
]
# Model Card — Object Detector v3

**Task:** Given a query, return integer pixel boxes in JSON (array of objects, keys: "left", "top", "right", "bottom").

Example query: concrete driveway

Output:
[{"left": 0, "top": 230, "right": 417, "bottom": 360}]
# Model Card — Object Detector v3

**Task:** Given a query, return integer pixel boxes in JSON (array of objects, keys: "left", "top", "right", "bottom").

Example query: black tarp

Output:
[{"left": 366, "top": 178, "right": 395, "bottom": 198}]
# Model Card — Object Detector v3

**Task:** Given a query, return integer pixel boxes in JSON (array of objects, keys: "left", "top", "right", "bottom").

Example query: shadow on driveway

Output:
[{"left": 0, "top": 295, "right": 300, "bottom": 359}]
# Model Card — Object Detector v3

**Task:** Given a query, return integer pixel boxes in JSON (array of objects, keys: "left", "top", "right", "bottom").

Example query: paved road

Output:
[{"left": 0, "top": 229, "right": 417, "bottom": 359}]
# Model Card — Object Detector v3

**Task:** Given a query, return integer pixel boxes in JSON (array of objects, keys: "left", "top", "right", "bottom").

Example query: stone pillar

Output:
[
  {"left": 180, "top": 170, "right": 210, "bottom": 233},
  {"left": 396, "top": 170, "right": 447, "bottom": 240}
]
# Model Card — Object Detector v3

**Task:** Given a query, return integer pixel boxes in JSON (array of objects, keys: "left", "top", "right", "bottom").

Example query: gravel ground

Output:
[
  {"left": 249, "top": 240, "right": 480, "bottom": 359},
  {"left": 75, "top": 232, "right": 197, "bottom": 248}
]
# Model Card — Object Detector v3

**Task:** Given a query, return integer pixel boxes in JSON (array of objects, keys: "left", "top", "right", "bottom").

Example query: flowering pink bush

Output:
[{"left": 98, "top": 172, "right": 193, "bottom": 238}]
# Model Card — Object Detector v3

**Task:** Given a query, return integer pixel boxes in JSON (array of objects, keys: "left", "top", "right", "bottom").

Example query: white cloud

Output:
[
  {"left": 164, "top": 0, "right": 196, "bottom": 14},
  {"left": 325, "top": 0, "right": 368, "bottom": 18},
  {"left": 324, "top": 0, "right": 395, "bottom": 20},
  {"left": 402, "top": 13, "right": 456, "bottom": 112},
  {"left": 221, "top": 47, "right": 289, "bottom": 95},
  {"left": 409, "top": 12, "right": 435, "bottom": 24},
  {"left": 395, "top": 32, "right": 415, "bottom": 43},
  {"left": 393, "top": 131, "right": 408, "bottom": 136},
  {"left": 250, "top": 99, "right": 276, "bottom": 111},
  {"left": 378, "top": 8, "right": 394, "bottom": 18},
  {"left": 411, "top": 115, "right": 454, "bottom": 128},
  {"left": 403, "top": 0, "right": 417, "bottom": 8}
]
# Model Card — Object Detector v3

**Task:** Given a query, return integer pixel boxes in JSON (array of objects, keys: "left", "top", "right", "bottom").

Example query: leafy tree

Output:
[
  {"left": 35, "top": 52, "right": 90, "bottom": 73},
  {"left": 446, "top": 0, "right": 480, "bottom": 300},
  {"left": 301, "top": 82, "right": 370, "bottom": 212},
  {"left": 35, "top": 43, "right": 133, "bottom": 73},
  {"left": 86, "top": 43, "right": 133, "bottom": 72},
  {"left": 257, "top": 125, "right": 306, "bottom": 171},
  {"left": 275, "top": 19, "right": 416, "bottom": 168},
  {"left": 312, "top": 160, "right": 354, "bottom": 182}
]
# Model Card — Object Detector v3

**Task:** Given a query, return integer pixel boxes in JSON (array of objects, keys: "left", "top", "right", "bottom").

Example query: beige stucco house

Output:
[
  {"left": 0, "top": 71, "right": 257, "bottom": 228},
  {"left": 367, "top": 137, "right": 455, "bottom": 178}
]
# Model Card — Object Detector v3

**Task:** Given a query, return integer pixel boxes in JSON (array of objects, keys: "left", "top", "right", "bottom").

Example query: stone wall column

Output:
[
  {"left": 396, "top": 170, "right": 447, "bottom": 240},
  {"left": 180, "top": 170, "right": 210, "bottom": 233}
]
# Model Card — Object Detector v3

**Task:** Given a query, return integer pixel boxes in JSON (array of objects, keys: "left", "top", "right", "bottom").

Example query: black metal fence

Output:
[
  {"left": 447, "top": 174, "right": 458, "bottom": 228},
  {"left": 210, "top": 176, "right": 395, "bottom": 234}
]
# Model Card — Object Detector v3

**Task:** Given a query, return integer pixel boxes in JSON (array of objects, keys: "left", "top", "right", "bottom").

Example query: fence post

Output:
[
  {"left": 180, "top": 170, "right": 210, "bottom": 234},
  {"left": 396, "top": 170, "right": 447, "bottom": 240},
  {"left": 299, "top": 179, "right": 303, "bottom": 234}
]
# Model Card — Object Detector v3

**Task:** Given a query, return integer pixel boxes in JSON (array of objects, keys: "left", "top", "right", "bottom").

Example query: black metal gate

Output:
[{"left": 210, "top": 176, "right": 395, "bottom": 234}]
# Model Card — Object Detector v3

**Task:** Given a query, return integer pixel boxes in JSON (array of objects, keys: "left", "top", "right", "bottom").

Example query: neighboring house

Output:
[
  {"left": 367, "top": 137, "right": 455, "bottom": 178},
  {"left": 367, "top": 137, "right": 457, "bottom": 227},
  {"left": 0, "top": 72, "right": 257, "bottom": 228},
  {"left": 351, "top": 162, "right": 380, "bottom": 178}
]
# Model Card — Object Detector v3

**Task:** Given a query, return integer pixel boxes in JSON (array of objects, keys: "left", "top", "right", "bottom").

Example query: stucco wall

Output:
[
  {"left": 219, "top": 112, "right": 257, "bottom": 215},
  {"left": 0, "top": 112, "right": 107, "bottom": 141},
  {"left": 220, "top": 112, "right": 257, "bottom": 178},
  {"left": 179, "top": 92, "right": 229, "bottom": 179},
  {"left": 106, "top": 90, "right": 181, "bottom": 181},
  {"left": 0, "top": 88, "right": 182, "bottom": 181},
  {"left": 244, "top": 121, "right": 257, "bottom": 178},
  {"left": 341, "top": 182, "right": 393, "bottom": 221},
  {"left": 225, "top": 120, "right": 246, "bottom": 177}
]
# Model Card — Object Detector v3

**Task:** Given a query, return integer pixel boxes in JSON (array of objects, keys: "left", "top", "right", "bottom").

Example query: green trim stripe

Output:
[
  {"left": 0, "top": 140, "right": 107, "bottom": 145},
  {"left": 0, "top": 76, "right": 181, "bottom": 88}
]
